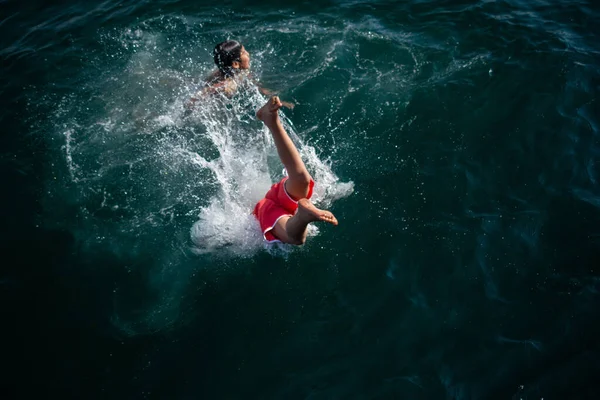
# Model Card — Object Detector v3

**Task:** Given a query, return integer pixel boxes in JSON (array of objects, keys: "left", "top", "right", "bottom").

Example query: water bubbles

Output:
[
  {"left": 41, "top": 18, "right": 356, "bottom": 334},
  {"left": 163, "top": 80, "right": 353, "bottom": 256}
]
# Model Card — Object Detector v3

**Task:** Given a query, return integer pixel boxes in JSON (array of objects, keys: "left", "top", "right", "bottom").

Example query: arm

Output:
[
  {"left": 280, "top": 100, "right": 295, "bottom": 110},
  {"left": 252, "top": 77, "right": 295, "bottom": 109},
  {"left": 258, "top": 86, "right": 277, "bottom": 96},
  {"left": 185, "top": 94, "right": 201, "bottom": 110}
]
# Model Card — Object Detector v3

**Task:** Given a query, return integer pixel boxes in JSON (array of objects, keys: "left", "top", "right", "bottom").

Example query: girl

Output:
[
  {"left": 188, "top": 40, "right": 293, "bottom": 107},
  {"left": 204, "top": 40, "right": 251, "bottom": 96}
]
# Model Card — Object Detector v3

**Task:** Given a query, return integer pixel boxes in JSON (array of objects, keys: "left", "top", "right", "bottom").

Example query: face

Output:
[{"left": 234, "top": 46, "right": 250, "bottom": 70}]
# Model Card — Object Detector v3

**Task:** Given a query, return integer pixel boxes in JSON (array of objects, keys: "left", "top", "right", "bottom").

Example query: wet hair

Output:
[{"left": 213, "top": 40, "right": 243, "bottom": 77}]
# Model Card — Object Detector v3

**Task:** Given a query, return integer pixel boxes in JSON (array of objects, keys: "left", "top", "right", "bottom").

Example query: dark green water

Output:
[{"left": 2, "top": 0, "right": 600, "bottom": 398}]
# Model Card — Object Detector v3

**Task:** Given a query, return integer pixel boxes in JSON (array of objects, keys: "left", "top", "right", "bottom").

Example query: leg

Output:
[
  {"left": 257, "top": 96, "right": 338, "bottom": 245},
  {"left": 272, "top": 199, "right": 338, "bottom": 245},
  {"left": 256, "top": 96, "right": 311, "bottom": 200}
]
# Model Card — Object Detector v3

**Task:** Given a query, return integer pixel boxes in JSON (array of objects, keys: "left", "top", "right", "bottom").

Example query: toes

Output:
[
  {"left": 271, "top": 96, "right": 282, "bottom": 110},
  {"left": 321, "top": 213, "right": 335, "bottom": 221}
]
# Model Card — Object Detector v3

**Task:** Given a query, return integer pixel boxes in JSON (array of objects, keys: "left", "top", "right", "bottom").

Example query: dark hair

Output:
[{"left": 213, "top": 40, "right": 243, "bottom": 77}]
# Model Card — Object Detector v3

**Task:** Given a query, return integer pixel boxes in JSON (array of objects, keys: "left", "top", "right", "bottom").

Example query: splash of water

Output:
[
  {"left": 53, "top": 23, "right": 353, "bottom": 259},
  {"left": 40, "top": 17, "right": 355, "bottom": 335},
  {"left": 188, "top": 82, "right": 354, "bottom": 256}
]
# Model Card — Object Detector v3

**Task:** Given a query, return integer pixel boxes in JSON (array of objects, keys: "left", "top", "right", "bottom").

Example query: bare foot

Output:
[
  {"left": 297, "top": 198, "right": 338, "bottom": 226},
  {"left": 256, "top": 96, "right": 282, "bottom": 127}
]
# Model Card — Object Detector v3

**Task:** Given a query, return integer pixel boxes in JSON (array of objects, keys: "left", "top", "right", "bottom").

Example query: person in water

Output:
[
  {"left": 204, "top": 40, "right": 251, "bottom": 96},
  {"left": 188, "top": 40, "right": 293, "bottom": 107},
  {"left": 254, "top": 96, "right": 337, "bottom": 244}
]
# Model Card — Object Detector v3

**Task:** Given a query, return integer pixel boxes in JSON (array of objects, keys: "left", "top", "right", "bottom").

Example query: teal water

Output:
[{"left": 2, "top": 0, "right": 600, "bottom": 398}]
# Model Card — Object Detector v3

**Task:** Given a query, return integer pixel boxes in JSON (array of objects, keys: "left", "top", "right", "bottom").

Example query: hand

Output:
[{"left": 281, "top": 101, "right": 295, "bottom": 110}]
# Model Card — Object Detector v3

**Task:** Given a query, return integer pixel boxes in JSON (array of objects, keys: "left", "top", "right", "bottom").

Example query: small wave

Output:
[
  {"left": 34, "top": 18, "right": 353, "bottom": 334},
  {"left": 48, "top": 20, "right": 353, "bottom": 259}
]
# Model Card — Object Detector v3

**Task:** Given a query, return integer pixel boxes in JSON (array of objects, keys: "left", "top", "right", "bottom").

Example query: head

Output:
[{"left": 213, "top": 40, "right": 250, "bottom": 77}]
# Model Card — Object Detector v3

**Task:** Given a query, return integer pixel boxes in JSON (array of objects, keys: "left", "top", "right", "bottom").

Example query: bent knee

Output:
[
  {"left": 285, "top": 173, "right": 313, "bottom": 200},
  {"left": 298, "top": 172, "right": 312, "bottom": 187},
  {"left": 289, "top": 171, "right": 311, "bottom": 187}
]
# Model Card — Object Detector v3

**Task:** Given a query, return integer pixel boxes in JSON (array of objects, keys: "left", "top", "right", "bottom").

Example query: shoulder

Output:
[
  {"left": 200, "top": 78, "right": 237, "bottom": 97},
  {"left": 205, "top": 69, "right": 222, "bottom": 83}
]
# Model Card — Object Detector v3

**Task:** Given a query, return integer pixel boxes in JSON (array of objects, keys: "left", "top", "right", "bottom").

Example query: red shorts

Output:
[{"left": 253, "top": 177, "right": 315, "bottom": 243}]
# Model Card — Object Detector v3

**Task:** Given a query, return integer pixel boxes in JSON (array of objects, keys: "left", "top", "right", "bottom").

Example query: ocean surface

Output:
[{"left": 2, "top": 0, "right": 600, "bottom": 398}]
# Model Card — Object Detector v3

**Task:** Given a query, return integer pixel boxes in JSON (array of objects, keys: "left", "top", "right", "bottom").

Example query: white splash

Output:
[
  {"left": 52, "top": 22, "right": 353, "bottom": 262},
  {"left": 187, "top": 84, "right": 354, "bottom": 256}
]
